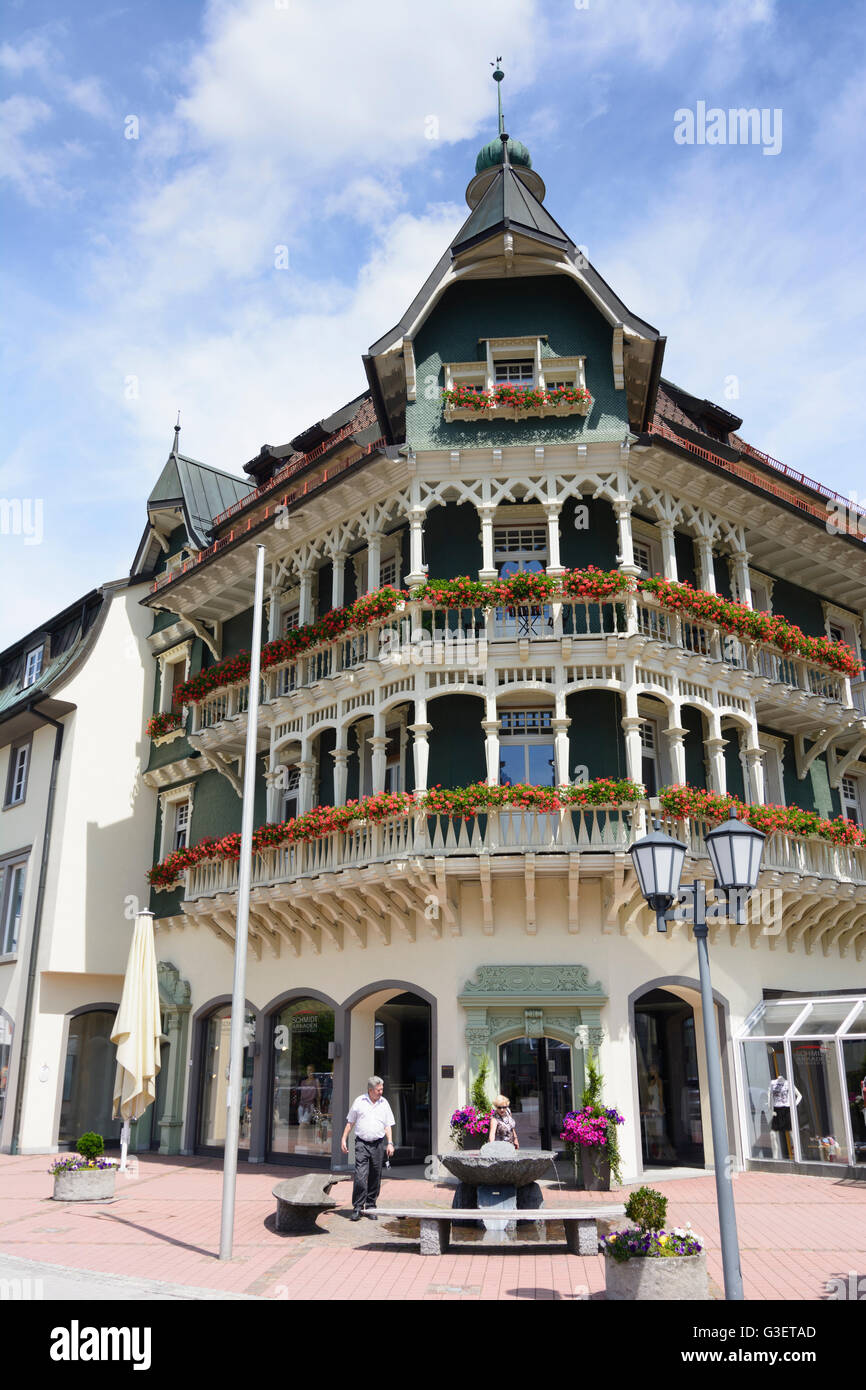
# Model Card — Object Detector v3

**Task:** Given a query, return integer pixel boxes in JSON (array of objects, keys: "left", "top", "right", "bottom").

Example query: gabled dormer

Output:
[{"left": 364, "top": 68, "right": 665, "bottom": 450}]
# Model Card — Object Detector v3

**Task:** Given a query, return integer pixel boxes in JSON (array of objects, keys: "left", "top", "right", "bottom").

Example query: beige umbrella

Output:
[{"left": 111, "top": 910, "right": 161, "bottom": 1171}]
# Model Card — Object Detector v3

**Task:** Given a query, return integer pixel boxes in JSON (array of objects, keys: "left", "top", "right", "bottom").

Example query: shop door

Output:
[
  {"left": 497, "top": 1036, "right": 572, "bottom": 1152},
  {"left": 634, "top": 989, "right": 705, "bottom": 1167}
]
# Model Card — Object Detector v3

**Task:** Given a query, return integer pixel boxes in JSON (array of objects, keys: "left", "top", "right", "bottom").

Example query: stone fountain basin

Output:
[{"left": 439, "top": 1144, "right": 556, "bottom": 1188}]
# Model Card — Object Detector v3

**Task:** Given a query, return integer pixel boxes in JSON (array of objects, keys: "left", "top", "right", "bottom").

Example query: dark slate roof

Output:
[
  {"left": 0, "top": 589, "right": 105, "bottom": 720},
  {"left": 147, "top": 452, "right": 255, "bottom": 547},
  {"left": 242, "top": 393, "right": 379, "bottom": 490},
  {"left": 451, "top": 164, "right": 571, "bottom": 256},
  {"left": 654, "top": 379, "right": 743, "bottom": 446}
]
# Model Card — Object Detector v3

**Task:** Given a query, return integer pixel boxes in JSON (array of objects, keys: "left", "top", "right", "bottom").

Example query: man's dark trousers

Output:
[{"left": 352, "top": 1136, "right": 385, "bottom": 1211}]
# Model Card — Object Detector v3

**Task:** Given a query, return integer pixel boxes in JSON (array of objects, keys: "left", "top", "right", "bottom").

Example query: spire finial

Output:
[
  {"left": 491, "top": 57, "right": 505, "bottom": 136},
  {"left": 173, "top": 410, "right": 181, "bottom": 455}
]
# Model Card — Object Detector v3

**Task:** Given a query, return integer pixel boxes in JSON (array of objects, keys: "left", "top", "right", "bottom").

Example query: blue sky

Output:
[{"left": 2, "top": 0, "right": 865, "bottom": 646}]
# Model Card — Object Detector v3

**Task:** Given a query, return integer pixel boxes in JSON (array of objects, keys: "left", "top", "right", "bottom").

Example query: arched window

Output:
[{"left": 59, "top": 1008, "right": 120, "bottom": 1146}]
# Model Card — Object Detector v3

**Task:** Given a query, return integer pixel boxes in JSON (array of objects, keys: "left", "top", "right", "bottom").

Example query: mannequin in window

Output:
[{"left": 768, "top": 1074, "right": 801, "bottom": 1160}]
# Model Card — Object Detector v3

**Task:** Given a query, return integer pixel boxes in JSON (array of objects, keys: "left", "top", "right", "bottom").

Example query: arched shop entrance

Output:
[
  {"left": 344, "top": 984, "right": 434, "bottom": 1165},
  {"left": 498, "top": 1036, "right": 573, "bottom": 1152},
  {"left": 633, "top": 987, "right": 705, "bottom": 1168},
  {"left": 267, "top": 995, "right": 336, "bottom": 1163}
]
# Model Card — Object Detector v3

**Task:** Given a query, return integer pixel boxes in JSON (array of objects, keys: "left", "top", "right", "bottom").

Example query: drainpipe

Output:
[{"left": 9, "top": 706, "right": 64, "bottom": 1154}]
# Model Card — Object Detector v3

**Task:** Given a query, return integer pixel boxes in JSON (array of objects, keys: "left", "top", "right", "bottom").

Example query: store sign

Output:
[{"left": 290, "top": 1014, "right": 320, "bottom": 1033}]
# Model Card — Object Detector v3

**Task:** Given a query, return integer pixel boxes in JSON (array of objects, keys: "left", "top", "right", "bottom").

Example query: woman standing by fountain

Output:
[{"left": 488, "top": 1095, "right": 520, "bottom": 1148}]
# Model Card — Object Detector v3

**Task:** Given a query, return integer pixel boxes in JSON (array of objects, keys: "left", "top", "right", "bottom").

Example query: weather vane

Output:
[{"left": 491, "top": 57, "right": 505, "bottom": 135}]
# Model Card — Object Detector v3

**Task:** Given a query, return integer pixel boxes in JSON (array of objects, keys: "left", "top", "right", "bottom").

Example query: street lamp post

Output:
[{"left": 629, "top": 808, "right": 766, "bottom": 1303}]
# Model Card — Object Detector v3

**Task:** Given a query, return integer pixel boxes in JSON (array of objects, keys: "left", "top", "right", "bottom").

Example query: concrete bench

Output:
[
  {"left": 375, "top": 1205, "right": 624, "bottom": 1256},
  {"left": 273, "top": 1174, "right": 339, "bottom": 1234}
]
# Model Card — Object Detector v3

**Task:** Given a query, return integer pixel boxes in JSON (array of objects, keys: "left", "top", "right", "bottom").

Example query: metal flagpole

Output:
[{"left": 219, "top": 542, "right": 266, "bottom": 1261}]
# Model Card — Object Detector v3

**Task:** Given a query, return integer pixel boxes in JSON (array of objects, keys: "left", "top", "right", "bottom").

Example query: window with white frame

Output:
[
  {"left": 0, "top": 858, "right": 27, "bottom": 955},
  {"left": 383, "top": 728, "right": 403, "bottom": 793},
  {"left": 825, "top": 607, "right": 860, "bottom": 657},
  {"left": 173, "top": 799, "right": 191, "bottom": 851},
  {"left": 494, "top": 359, "right": 534, "bottom": 386},
  {"left": 281, "top": 766, "right": 300, "bottom": 822},
  {"left": 499, "top": 708, "right": 555, "bottom": 787},
  {"left": 282, "top": 603, "right": 300, "bottom": 635},
  {"left": 4, "top": 741, "right": 30, "bottom": 807},
  {"left": 157, "top": 642, "right": 191, "bottom": 715},
  {"left": 631, "top": 522, "right": 663, "bottom": 578},
  {"left": 379, "top": 555, "right": 398, "bottom": 590},
  {"left": 640, "top": 719, "right": 660, "bottom": 796},
  {"left": 493, "top": 523, "right": 550, "bottom": 638},
  {"left": 159, "top": 784, "right": 196, "bottom": 862},
  {"left": 841, "top": 776, "right": 864, "bottom": 826},
  {"left": 757, "top": 736, "right": 785, "bottom": 806},
  {"left": 749, "top": 573, "right": 772, "bottom": 614},
  {"left": 23, "top": 646, "right": 43, "bottom": 689}
]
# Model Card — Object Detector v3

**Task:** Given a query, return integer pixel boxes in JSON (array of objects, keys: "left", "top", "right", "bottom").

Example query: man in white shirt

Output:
[{"left": 341, "top": 1076, "right": 395, "bottom": 1221}]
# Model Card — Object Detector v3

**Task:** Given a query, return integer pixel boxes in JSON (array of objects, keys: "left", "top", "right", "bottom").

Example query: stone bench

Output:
[
  {"left": 376, "top": 1205, "right": 624, "bottom": 1256},
  {"left": 272, "top": 1174, "right": 339, "bottom": 1234}
]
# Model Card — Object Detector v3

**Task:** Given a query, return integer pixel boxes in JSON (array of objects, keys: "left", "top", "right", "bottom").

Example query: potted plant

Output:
[
  {"left": 603, "top": 1186, "right": 708, "bottom": 1301},
  {"left": 561, "top": 1054, "right": 624, "bottom": 1190},
  {"left": 50, "top": 1132, "right": 118, "bottom": 1202}
]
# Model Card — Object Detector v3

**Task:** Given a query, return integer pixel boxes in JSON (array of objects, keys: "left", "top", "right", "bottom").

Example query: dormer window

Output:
[
  {"left": 442, "top": 335, "right": 591, "bottom": 422},
  {"left": 23, "top": 646, "right": 43, "bottom": 688}
]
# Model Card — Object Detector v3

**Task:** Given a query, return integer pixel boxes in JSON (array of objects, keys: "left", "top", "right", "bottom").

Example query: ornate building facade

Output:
[{"left": 122, "top": 116, "right": 866, "bottom": 1180}]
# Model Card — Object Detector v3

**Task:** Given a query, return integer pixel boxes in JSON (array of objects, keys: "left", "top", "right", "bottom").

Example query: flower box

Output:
[{"left": 604, "top": 1250, "right": 709, "bottom": 1301}]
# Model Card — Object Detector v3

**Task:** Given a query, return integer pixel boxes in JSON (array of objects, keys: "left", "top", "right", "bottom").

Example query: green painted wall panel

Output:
[
  {"left": 560, "top": 496, "right": 619, "bottom": 571},
  {"left": 723, "top": 733, "right": 745, "bottom": 800},
  {"left": 566, "top": 691, "right": 624, "bottom": 781},
  {"left": 407, "top": 277, "right": 627, "bottom": 451},
  {"left": 317, "top": 561, "right": 333, "bottom": 616},
  {"left": 316, "top": 727, "right": 336, "bottom": 806},
  {"left": 674, "top": 532, "right": 697, "bottom": 586},
  {"left": 426, "top": 694, "right": 486, "bottom": 788},
  {"left": 424, "top": 502, "right": 481, "bottom": 578},
  {"left": 771, "top": 577, "right": 826, "bottom": 638},
  {"left": 682, "top": 705, "right": 706, "bottom": 789}
]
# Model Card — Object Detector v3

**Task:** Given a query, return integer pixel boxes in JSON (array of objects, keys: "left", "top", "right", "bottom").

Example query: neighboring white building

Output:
[{"left": 0, "top": 580, "right": 157, "bottom": 1153}]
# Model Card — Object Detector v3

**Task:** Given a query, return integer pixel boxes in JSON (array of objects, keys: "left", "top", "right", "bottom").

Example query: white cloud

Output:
[{"left": 0, "top": 94, "right": 59, "bottom": 203}]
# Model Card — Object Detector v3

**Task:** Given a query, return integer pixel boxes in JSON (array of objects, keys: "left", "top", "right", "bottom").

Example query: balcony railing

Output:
[
  {"left": 183, "top": 802, "right": 866, "bottom": 901},
  {"left": 187, "top": 591, "right": 855, "bottom": 738}
]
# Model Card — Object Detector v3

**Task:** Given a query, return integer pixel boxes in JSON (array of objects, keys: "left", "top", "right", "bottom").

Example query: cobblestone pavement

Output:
[{"left": 1, "top": 1154, "right": 864, "bottom": 1300}]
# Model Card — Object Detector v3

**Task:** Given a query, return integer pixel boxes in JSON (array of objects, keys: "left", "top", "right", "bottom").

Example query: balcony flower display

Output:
[
  {"left": 146, "top": 779, "right": 645, "bottom": 888},
  {"left": 441, "top": 384, "right": 592, "bottom": 414},
  {"left": 640, "top": 576, "right": 861, "bottom": 678},
  {"left": 658, "top": 784, "right": 866, "bottom": 848},
  {"left": 145, "top": 711, "right": 183, "bottom": 738}
]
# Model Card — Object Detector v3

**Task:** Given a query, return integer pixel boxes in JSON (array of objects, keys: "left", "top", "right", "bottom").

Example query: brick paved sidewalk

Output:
[{"left": 1, "top": 1154, "right": 863, "bottom": 1300}]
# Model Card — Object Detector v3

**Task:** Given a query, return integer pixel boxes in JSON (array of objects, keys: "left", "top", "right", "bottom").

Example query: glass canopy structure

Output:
[{"left": 738, "top": 997, "right": 866, "bottom": 1168}]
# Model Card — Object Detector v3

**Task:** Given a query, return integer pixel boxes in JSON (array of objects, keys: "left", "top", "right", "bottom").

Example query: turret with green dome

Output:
[{"left": 465, "top": 61, "right": 546, "bottom": 209}]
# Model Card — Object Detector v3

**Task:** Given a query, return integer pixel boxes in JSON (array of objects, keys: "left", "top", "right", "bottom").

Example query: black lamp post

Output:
[{"left": 629, "top": 807, "right": 766, "bottom": 1302}]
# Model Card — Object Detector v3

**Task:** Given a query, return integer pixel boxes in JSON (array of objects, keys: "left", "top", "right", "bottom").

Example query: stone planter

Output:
[
  {"left": 605, "top": 1251, "right": 709, "bottom": 1301},
  {"left": 576, "top": 1148, "right": 611, "bottom": 1191},
  {"left": 52, "top": 1166, "right": 117, "bottom": 1202}
]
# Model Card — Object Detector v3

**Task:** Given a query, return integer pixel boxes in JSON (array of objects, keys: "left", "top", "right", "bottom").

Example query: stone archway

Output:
[{"left": 458, "top": 964, "right": 608, "bottom": 1110}]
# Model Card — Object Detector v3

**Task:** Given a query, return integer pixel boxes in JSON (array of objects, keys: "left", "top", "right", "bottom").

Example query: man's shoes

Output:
[
  {"left": 350, "top": 1210, "right": 362, "bottom": 1222},
  {"left": 364, "top": 1209, "right": 378, "bottom": 1220}
]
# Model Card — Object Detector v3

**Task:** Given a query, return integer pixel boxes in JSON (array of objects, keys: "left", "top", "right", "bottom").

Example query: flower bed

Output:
[
  {"left": 442, "top": 384, "right": 592, "bottom": 413},
  {"left": 658, "top": 784, "right": 866, "bottom": 848},
  {"left": 640, "top": 575, "right": 861, "bottom": 677},
  {"left": 147, "top": 779, "right": 645, "bottom": 888},
  {"left": 145, "top": 711, "right": 183, "bottom": 738}
]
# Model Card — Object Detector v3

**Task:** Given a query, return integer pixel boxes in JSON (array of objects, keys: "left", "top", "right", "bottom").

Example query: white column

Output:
[
  {"left": 743, "top": 744, "right": 766, "bottom": 804},
  {"left": 265, "top": 768, "right": 282, "bottom": 821},
  {"left": 331, "top": 745, "right": 349, "bottom": 806},
  {"left": 663, "top": 722, "right": 688, "bottom": 785},
  {"left": 332, "top": 552, "right": 346, "bottom": 608},
  {"left": 298, "top": 569, "right": 314, "bottom": 625},
  {"left": 545, "top": 503, "right": 564, "bottom": 575},
  {"left": 298, "top": 738, "right": 315, "bottom": 813},
  {"left": 694, "top": 538, "right": 716, "bottom": 593},
  {"left": 267, "top": 586, "right": 281, "bottom": 641},
  {"left": 614, "top": 499, "right": 639, "bottom": 575},
  {"left": 705, "top": 714, "right": 727, "bottom": 794},
  {"left": 410, "top": 722, "right": 432, "bottom": 793},
  {"left": 658, "top": 521, "right": 678, "bottom": 581},
  {"left": 550, "top": 716, "right": 570, "bottom": 785},
  {"left": 369, "top": 735, "right": 388, "bottom": 794},
  {"left": 621, "top": 716, "right": 644, "bottom": 788},
  {"left": 366, "top": 533, "right": 382, "bottom": 593},
  {"left": 478, "top": 506, "right": 497, "bottom": 581},
  {"left": 730, "top": 551, "right": 752, "bottom": 606},
  {"left": 406, "top": 507, "right": 427, "bottom": 587}
]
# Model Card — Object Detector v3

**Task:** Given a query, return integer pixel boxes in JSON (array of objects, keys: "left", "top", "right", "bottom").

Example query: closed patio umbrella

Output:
[{"left": 111, "top": 910, "right": 161, "bottom": 1171}]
